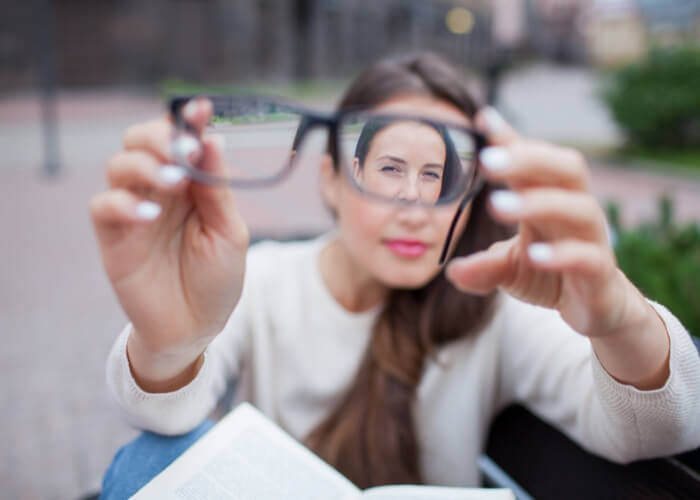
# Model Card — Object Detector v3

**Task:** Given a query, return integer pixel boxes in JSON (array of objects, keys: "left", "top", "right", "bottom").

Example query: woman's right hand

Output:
[{"left": 90, "top": 98, "right": 249, "bottom": 390}]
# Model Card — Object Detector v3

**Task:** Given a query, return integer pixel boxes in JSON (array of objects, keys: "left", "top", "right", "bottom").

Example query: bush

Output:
[
  {"left": 602, "top": 46, "right": 700, "bottom": 149},
  {"left": 607, "top": 199, "right": 700, "bottom": 338}
]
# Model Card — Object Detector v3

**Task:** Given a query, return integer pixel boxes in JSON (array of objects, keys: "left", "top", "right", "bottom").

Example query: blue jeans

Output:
[{"left": 100, "top": 420, "right": 214, "bottom": 500}]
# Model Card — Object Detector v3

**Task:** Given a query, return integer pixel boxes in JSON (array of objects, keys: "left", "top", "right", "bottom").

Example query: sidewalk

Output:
[
  {"left": 0, "top": 91, "right": 334, "bottom": 500},
  {"left": 1, "top": 74, "right": 699, "bottom": 499}
]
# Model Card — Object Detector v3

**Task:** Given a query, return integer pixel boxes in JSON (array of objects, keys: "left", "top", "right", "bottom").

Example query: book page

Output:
[
  {"left": 362, "top": 485, "right": 514, "bottom": 500},
  {"left": 132, "top": 403, "right": 360, "bottom": 500}
]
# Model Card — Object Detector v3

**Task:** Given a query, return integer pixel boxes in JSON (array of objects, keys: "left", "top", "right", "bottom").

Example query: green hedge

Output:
[
  {"left": 608, "top": 199, "right": 700, "bottom": 338},
  {"left": 602, "top": 46, "right": 700, "bottom": 150}
]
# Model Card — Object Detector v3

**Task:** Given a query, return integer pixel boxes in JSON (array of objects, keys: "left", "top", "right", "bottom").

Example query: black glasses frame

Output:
[{"left": 169, "top": 94, "right": 487, "bottom": 265}]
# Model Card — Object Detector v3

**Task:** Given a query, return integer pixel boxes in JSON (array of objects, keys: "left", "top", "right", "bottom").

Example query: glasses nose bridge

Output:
[
  {"left": 288, "top": 114, "right": 335, "bottom": 167},
  {"left": 294, "top": 115, "right": 331, "bottom": 144}
]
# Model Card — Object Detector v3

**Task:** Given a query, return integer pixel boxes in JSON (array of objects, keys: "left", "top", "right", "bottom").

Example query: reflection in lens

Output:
[{"left": 340, "top": 114, "right": 475, "bottom": 205}]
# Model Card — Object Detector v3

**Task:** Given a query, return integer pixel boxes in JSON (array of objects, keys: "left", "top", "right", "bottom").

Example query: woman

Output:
[{"left": 91, "top": 52, "right": 700, "bottom": 498}]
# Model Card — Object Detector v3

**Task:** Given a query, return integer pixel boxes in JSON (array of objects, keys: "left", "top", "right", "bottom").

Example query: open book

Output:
[{"left": 133, "top": 402, "right": 514, "bottom": 500}]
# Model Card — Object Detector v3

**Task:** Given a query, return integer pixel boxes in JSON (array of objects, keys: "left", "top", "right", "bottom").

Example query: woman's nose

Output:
[
  {"left": 395, "top": 181, "right": 430, "bottom": 227},
  {"left": 395, "top": 201, "right": 430, "bottom": 229},
  {"left": 397, "top": 177, "right": 421, "bottom": 202}
]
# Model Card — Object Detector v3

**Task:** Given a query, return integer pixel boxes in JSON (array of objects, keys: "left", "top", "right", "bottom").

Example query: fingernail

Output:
[
  {"left": 171, "top": 136, "right": 200, "bottom": 164},
  {"left": 528, "top": 243, "right": 553, "bottom": 262},
  {"left": 490, "top": 190, "right": 521, "bottom": 213},
  {"left": 183, "top": 99, "right": 199, "bottom": 121},
  {"left": 480, "top": 146, "right": 511, "bottom": 171},
  {"left": 135, "top": 201, "right": 161, "bottom": 220},
  {"left": 605, "top": 223, "right": 618, "bottom": 248},
  {"left": 483, "top": 107, "right": 506, "bottom": 134},
  {"left": 159, "top": 165, "right": 187, "bottom": 184}
]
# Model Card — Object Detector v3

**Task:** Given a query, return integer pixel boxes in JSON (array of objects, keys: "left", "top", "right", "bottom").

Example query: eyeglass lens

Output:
[
  {"left": 193, "top": 97, "right": 307, "bottom": 184},
  {"left": 338, "top": 113, "right": 477, "bottom": 205}
]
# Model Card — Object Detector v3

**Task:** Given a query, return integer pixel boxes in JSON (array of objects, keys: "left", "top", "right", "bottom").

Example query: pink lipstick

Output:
[{"left": 385, "top": 239, "right": 428, "bottom": 258}]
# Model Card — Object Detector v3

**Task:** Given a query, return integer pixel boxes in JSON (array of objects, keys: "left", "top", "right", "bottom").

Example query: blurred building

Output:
[
  {"left": 0, "top": 0, "right": 496, "bottom": 91},
  {"left": 3, "top": 0, "right": 698, "bottom": 92},
  {"left": 580, "top": 0, "right": 700, "bottom": 66},
  {"left": 582, "top": 0, "right": 648, "bottom": 66}
]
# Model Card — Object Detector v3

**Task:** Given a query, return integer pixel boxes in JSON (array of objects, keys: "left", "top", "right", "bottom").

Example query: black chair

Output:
[{"left": 481, "top": 336, "right": 700, "bottom": 500}]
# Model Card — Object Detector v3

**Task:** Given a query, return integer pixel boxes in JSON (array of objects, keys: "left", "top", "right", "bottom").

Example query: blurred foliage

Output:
[
  {"left": 157, "top": 78, "right": 346, "bottom": 102},
  {"left": 607, "top": 198, "right": 700, "bottom": 338},
  {"left": 616, "top": 146, "right": 700, "bottom": 171},
  {"left": 602, "top": 46, "right": 700, "bottom": 152}
]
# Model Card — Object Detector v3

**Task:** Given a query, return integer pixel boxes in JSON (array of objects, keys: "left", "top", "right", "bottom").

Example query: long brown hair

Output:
[{"left": 305, "top": 52, "right": 511, "bottom": 488}]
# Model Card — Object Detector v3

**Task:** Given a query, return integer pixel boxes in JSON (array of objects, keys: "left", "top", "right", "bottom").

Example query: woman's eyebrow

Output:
[
  {"left": 376, "top": 155, "right": 444, "bottom": 170},
  {"left": 377, "top": 154, "right": 407, "bottom": 164}
]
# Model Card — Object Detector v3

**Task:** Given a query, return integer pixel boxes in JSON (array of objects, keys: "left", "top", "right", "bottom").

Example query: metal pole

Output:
[{"left": 37, "top": 0, "right": 60, "bottom": 177}]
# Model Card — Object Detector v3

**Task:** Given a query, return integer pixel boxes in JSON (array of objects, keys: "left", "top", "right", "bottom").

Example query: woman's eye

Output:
[
  {"left": 423, "top": 171, "right": 441, "bottom": 180},
  {"left": 380, "top": 165, "right": 401, "bottom": 174}
]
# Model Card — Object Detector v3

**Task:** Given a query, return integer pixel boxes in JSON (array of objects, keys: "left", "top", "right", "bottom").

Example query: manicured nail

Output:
[
  {"left": 171, "top": 136, "right": 200, "bottom": 165},
  {"left": 528, "top": 243, "right": 553, "bottom": 262},
  {"left": 605, "top": 223, "right": 618, "bottom": 248},
  {"left": 183, "top": 99, "right": 199, "bottom": 121},
  {"left": 135, "top": 201, "right": 161, "bottom": 220},
  {"left": 480, "top": 146, "right": 511, "bottom": 171},
  {"left": 159, "top": 165, "right": 187, "bottom": 184},
  {"left": 490, "top": 190, "right": 521, "bottom": 213},
  {"left": 483, "top": 107, "right": 506, "bottom": 134}
]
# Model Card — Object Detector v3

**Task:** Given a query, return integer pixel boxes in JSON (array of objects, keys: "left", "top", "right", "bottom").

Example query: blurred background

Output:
[{"left": 1, "top": 0, "right": 699, "bottom": 498}]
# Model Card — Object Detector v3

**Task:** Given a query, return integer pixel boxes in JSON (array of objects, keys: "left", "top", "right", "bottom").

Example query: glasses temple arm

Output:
[{"left": 438, "top": 178, "right": 485, "bottom": 266}]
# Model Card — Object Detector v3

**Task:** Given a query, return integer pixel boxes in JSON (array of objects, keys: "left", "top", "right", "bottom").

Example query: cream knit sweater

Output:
[{"left": 107, "top": 235, "right": 700, "bottom": 487}]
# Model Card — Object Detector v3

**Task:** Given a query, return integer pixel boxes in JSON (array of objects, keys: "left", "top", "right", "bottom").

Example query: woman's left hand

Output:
[{"left": 446, "top": 109, "right": 659, "bottom": 343}]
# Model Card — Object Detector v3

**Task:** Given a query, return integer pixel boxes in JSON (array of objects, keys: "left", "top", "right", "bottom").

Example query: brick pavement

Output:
[{"left": 1, "top": 89, "right": 699, "bottom": 500}]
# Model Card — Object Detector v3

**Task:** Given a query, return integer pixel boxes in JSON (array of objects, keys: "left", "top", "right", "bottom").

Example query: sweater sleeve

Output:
[
  {"left": 105, "top": 271, "right": 254, "bottom": 436},
  {"left": 498, "top": 295, "right": 700, "bottom": 463}
]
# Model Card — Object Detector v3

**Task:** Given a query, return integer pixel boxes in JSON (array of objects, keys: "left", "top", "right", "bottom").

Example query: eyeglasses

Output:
[{"left": 169, "top": 95, "right": 486, "bottom": 264}]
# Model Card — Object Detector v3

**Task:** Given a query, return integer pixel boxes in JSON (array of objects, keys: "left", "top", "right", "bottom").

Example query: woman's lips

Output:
[{"left": 385, "top": 239, "right": 428, "bottom": 258}]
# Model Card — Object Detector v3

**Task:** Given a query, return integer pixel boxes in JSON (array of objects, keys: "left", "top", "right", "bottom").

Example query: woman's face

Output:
[
  {"left": 322, "top": 94, "right": 473, "bottom": 289},
  {"left": 353, "top": 121, "right": 446, "bottom": 205}
]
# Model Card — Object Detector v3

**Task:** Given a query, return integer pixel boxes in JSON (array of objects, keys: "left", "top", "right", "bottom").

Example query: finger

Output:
[
  {"left": 445, "top": 237, "right": 518, "bottom": 295},
  {"left": 526, "top": 240, "right": 616, "bottom": 280},
  {"left": 107, "top": 151, "right": 190, "bottom": 193},
  {"left": 123, "top": 118, "right": 180, "bottom": 164},
  {"left": 90, "top": 190, "right": 162, "bottom": 244},
  {"left": 169, "top": 98, "right": 215, "bottom": 167},
  {"left": 473, "top": 106, "right": 520, "bottom": 146},
  {"left": 488, "top": 189, "right": 608, "bottom": 243},
  {"left": 189, "top": 134, "right": 248, "bottom": 245},
  {"left": 178, "top": 97, "right": 213, "bottom": 136},
  {"left": 479, "top": 140, "right": 591, "bottom": 191}
]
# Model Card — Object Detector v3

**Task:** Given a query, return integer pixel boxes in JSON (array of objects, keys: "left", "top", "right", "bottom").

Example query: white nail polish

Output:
[
  {"left": 605, "top": 223, "right": 617, "bottom": 248},
  {"left": 159, "top": 165, "right": 187, "bottom": 184},
  {"left": 183, "top": 100, "right": 198, "bottom": 120},
  {"left": 490, "top": 190, "right": 521, "bottom": 213},
  {"left": 136, "top": 201, "right": 161, "bottom": 220},
  {"left": 480, "top": 146, "right": 511, "bottom": 171},
  {"left": 528, "top": 243, "right": 553, "bottom": 262},
  {"left": 483, "top": 107, "right": 506, "bottom": 133},
  {"left": 171, "top": 136, "right": 200, "bottom": 165}
]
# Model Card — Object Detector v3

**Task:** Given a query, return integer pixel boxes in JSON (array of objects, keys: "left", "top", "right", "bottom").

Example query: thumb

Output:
[
  {"left": 445, "top": 237, "right": 517, "bottom": 295},
  {"left": 189, "top": 134, "right": 247, "bottom": 242}
]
